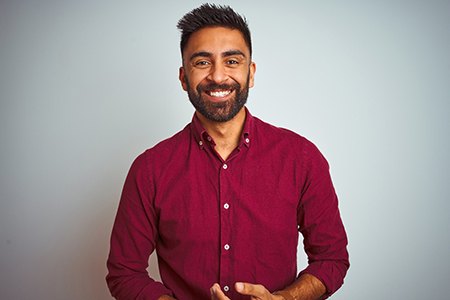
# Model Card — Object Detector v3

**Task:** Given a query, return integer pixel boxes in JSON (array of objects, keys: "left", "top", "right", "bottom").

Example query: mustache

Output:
[{"left": 197, "top": 82, "right": 241, "bottom": 92}]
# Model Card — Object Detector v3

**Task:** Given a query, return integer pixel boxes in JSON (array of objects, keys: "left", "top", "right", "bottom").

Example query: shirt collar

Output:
[{"left": 190, "top": 107, "right": 253, "bottom": 150}]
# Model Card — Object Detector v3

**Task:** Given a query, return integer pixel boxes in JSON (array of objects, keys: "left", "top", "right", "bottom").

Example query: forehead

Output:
[{"left": 183, "top": 26, "right": 249, "bottom": 58}]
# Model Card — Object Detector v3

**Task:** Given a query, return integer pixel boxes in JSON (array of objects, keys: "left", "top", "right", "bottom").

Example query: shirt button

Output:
[
  {"left": 245, "top": 137, "right": 250, "bottom": 143},
  {"left": 224, "top": 203, "right": 229, "bottom": 210},
  {"left": 207, "top": 136, "right": 212, "bottom": 142},
  {"left": 224, "top": 244, "right": 230, "bottom": 250},
  {"left": 223, "top": 286, "right": 230, "bottom": 292},
  {"left": 198, "top": 140, "right": 203, "bottom": 146},
  {"left": 222, "top": 164, "right": 228, "bottom": 170}
]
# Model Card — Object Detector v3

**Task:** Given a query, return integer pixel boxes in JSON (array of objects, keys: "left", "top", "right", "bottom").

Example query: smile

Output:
[{"left": 206, "top": 89, "right": 232, "bottom": 98}]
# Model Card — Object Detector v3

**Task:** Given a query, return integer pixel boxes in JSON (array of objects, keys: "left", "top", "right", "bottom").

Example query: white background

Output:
[{"left": 1, "top": 1, "right": 449, "bottom": 299}]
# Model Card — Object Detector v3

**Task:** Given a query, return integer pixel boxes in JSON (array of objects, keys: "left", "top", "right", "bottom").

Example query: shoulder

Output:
[
  {"left": 252, "top": 116, "right": 317, "bottom": 150},
  {"left": 131, "top": 124, "right": 191, "bottom": 172},
  {"left": 252, "top": 116, "right": 328, "bottom": 167},
  {"left": 147, "top": 124, "right": 190, "bottom": 156}
]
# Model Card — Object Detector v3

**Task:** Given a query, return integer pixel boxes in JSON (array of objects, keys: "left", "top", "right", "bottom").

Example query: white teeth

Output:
[{"left": 209, "top": 90, "right": 231, "bottom": 97}]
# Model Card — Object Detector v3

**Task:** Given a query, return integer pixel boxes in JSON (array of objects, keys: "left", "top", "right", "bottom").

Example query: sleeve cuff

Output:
[
  {"left": 136, "top": 281, "right": 174, "bottom": 300},
  {"left": 298, "top": 260, "right": 347, "bottom": 299}
]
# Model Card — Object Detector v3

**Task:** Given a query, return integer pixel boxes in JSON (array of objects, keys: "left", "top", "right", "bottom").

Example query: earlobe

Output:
[
  {"left": 179, "top": 67, "right": 187, "bottom": 91},
  {"left": 249, "top": 62, "right": 256, "bottom": 88}
]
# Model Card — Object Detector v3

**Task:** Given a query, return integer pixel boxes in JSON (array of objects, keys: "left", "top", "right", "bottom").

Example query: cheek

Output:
[
  {"left": 188, "top": 72, "right": 207, "bottom": 88},
  {"left": 231, "top": 68, "right": 252, "bottom": 84}
]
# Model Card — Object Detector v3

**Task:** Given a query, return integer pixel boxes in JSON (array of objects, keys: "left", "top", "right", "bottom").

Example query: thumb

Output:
[{"left": 235, "top": 282, "right": 266, "bottom": 297}]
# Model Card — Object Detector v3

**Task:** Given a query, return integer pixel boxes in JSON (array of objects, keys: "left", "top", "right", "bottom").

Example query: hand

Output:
[
  {"left": 157, "top": 295, "right": 176, "bottom": 300},
  {"left": 235, "top": 282, "right": 285, "bottom": 300},
  {"left": 210, "top": 282, "right": 284, "bottom": 300}
]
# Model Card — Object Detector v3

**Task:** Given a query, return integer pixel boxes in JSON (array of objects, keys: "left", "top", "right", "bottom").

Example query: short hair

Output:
[{"left": 177, "top": 3, "right": 252, "bottom": 57}]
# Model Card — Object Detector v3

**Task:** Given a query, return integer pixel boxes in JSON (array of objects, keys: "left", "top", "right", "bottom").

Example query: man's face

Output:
[{"left": 179, "top": 26, "right": 256, "bottom": 122}]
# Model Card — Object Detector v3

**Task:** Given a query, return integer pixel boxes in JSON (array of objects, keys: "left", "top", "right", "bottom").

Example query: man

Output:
[{"left": 106, "top": 4, "right": 349, "bottom": 300}]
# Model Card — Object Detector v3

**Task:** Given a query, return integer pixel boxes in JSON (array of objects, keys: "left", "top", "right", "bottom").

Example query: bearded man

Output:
[{"left": 106, "top": 4, "right": 349, "bottom": 300}]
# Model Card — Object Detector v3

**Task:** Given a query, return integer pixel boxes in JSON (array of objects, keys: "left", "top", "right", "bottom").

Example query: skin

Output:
[
  {"left": 158, "top": 26, "right": 327, "bottom": 300},
  {"left": 210, "top": 274, "right": 326, "bottom": 300},
  {"left": 179, "top": 26, "right": 256, "bottom": 160}
]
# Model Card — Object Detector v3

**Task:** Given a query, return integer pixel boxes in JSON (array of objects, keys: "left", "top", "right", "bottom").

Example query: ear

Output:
[
  {"left": 179, "top": 66, "right": 188, "bottom": 91},
  {"left": 248, "top": 62, "right": 256, "bottom": 88}
]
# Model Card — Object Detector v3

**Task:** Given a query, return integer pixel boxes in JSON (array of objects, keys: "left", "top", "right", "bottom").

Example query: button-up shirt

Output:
[{"left": 106, "top": 109, "right": 349, "bottom": 300}]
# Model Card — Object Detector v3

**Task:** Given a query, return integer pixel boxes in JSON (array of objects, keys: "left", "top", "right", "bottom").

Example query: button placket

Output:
[{"left": 218, "top": 160, "right": 232, "bottom": 292}]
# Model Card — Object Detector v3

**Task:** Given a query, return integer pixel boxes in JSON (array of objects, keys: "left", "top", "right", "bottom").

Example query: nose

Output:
[{"left": 207, "top": 63, "right": 227, "bottom": 83}]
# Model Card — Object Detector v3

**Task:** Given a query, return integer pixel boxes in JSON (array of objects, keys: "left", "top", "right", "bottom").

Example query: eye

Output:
[
  {"left": 226, "top": 59, "right": 239, "bottom": 65},
  {"left": 194, "top": 60, "right": 210, "bottom": 68}
]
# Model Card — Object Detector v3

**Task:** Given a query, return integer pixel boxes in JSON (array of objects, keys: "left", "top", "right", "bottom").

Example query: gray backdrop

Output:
[{"left": 1, "top": 0, "right": 449, "bottom": 299}]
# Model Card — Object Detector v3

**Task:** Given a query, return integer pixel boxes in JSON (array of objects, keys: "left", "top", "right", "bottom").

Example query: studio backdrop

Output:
[{"left": 1, "top": 1, "right": 449, "bottom": 299}]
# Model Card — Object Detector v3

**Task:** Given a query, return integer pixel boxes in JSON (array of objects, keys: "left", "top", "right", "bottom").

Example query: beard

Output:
[{"left": 185, "top": 74, "right": 250, "bottom": 122}]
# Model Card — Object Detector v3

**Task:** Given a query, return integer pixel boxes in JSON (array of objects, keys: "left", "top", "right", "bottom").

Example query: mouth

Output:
[
  {"left": 204, "top": 89, "right": 233, "bottom": 101},
  {"left": 206, "top": 89, "right": 232, "bottom": 98}
]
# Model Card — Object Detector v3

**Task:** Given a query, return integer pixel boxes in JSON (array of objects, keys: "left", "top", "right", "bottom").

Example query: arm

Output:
[
  {"left": 106, "top": 153, "right": 174, "bottom": 299},
  {"left": 157, "top": 296, "right": 177, "bottom": 300},
  {"left": 296, "top": 142, "right": 349, "bottom": 298},
  {"left": 273, "top": 274, "right": 326, "bottom": 300}
]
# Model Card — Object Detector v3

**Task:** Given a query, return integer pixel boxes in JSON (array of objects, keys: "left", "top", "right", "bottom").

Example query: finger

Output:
[
  {"left": 235, "top": 282, "right": 268, "bottom": 298},
  {"left": 210, "top": 284, "right": 217, "bottom": 300},
  {"left": 210, "top": 283, "right": 230, "bottom": 300},
  {"left": 210, "top": 283, "right": 220, "bottom": 300}
]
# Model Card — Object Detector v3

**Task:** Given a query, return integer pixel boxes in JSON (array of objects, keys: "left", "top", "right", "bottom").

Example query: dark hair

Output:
[{"left": 177, "top": 3, "right": 252, "bottom": 57}]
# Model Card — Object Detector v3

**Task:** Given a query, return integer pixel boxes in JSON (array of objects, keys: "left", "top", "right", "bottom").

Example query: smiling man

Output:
[
  {"left": 180, "top": 26, "right": 254, "bottom": 123},
  {"left": 106, "top": 4, "right": 349, "bottom": 300}
]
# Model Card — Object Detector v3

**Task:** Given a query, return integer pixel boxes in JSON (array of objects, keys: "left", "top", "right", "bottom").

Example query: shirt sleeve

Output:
[
  {"left": 297, "top": 142, "right": 350, "bottom": 299},
  {"left": 106, "top": 152, "right": 173, "bottom": 300}
]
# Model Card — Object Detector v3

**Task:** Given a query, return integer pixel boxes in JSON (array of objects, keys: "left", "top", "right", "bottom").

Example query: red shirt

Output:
[{"left": 106, "top": 109, "right": 349, "bottom": 300}]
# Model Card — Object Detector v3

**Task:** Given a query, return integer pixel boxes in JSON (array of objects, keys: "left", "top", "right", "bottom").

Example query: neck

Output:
[{"left": 196, "top": 108, "right": 246, "bottom": 160}]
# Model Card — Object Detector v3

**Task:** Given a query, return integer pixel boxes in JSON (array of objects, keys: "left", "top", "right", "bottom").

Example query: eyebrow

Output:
[
  {"left": 189, "top": 49, "right": 246, "bottom": 61},
  {"left": 223, "top": 50, "right": 246, "bottom": 58}
]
